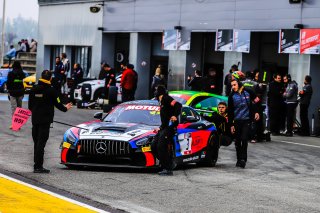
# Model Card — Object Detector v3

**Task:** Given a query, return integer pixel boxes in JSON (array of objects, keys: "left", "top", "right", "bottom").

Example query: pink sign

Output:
[{"left": 11, "top": 107, "right": 31, "bottom": 131}]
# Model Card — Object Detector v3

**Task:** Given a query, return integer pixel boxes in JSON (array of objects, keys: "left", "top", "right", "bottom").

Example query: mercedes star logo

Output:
[{"left": 96, "top": 141, "right": 107, "bottom": 154}]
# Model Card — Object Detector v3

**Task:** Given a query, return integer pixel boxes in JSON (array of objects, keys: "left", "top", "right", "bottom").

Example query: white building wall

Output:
[{"left": 37, "top": 3, "right": 103, "bottom": 78}]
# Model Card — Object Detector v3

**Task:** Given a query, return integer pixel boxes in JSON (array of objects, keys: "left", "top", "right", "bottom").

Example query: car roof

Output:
[
  {"left": 169, "top": 90, "right": 228, "bottom": 102},
  {"left": 119, "top": 100, "right": 159, "bottom": 106}
]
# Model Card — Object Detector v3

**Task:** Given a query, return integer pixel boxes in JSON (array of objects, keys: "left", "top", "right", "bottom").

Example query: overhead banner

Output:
[
  {"left": 162, "top": 30, "right": 191, "bottom": 50},
  {"left": 300, "top": 29, "right": 320, "bottom": 54},
  {"left": 279, "top": 29, "right": 300, "bottom": 54},
  {"left": 216, "top": 29, "right": 233, "bottom": 52},
  {"left": 233, "top": 29, "right": 251, "bottom": 53}
]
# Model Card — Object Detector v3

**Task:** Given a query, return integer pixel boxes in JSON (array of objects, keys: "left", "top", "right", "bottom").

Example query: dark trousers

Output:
[
  {"left": 151, "top": 127, "right": 175, "bottom": 170},
  {"left": 122, "top": 88, "right": 134, "bottom": 102},
  {"left": 269, "top": 106, "right": 281, "bottom": 134},
  {"left": 300, "top": 104, "right": 310, "bottom": 135},
  {"left": 32, "top": 123, "right": 51, "bottom": 169},
  {"left": 234, "top": 120, "right": 250, "bottom": 162},
  {"left": 286, "top": 103, "right": 297, "bottom": 134}
]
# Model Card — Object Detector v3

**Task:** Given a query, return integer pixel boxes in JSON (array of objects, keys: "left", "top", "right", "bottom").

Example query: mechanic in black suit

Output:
[
  {"left": 152, "top": 85, "right": 182, "bottom": 176},
  {"left": 28, "top": 70, "right": 72, "bottom": 173}
]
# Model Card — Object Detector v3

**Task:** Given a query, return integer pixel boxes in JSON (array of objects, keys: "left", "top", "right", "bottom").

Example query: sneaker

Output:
[
  {"left": 250, "top": 139, "right": 256, "bottom": 143},
  {"left": 158, "top": 169, "right": 173, "bottom": 176},
  {"left": 33, "top": 167, "right": 50, "bottom": 173}
]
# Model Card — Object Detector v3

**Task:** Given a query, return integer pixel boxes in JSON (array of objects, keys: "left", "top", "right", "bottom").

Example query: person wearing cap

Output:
[
  {"left": 151, "top": 85, "right": 182, "bottom": 176},
  {"left": 28, "top": 70, "right": 72, "bottom": 173},
  {"left": 228, "top": 78, "right": 260, "bottom": 168},
  {"left": 103, "top": 64, "right": 116, "bottom": 99}
]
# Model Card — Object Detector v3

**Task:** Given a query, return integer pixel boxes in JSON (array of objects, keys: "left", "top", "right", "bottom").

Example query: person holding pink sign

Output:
[{"left": 28, "top": 70, "right": 72, "bottom": 173}]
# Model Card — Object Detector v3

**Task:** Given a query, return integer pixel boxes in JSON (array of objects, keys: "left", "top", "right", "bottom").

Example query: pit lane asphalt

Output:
[{"left": 1, "top": 98, "right": 320, "bottom": 213}]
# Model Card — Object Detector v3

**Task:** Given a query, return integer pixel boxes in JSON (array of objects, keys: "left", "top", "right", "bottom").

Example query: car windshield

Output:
[
  {"left": 103, "top": 105, "right": 161, "bottom": 126},
  {"left": 170, "top": 95, "right": 188, "bottom": 104}
]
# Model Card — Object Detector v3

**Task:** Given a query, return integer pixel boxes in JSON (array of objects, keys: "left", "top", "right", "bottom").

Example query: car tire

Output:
[
  {"left": 93, "top": 88, "right": 105, "bottom": 102},
  {"left": 197, "top": 133, "right": 219, "bottom": 167},
  {"left": 108, "top": 86, "right": 118, "bottom": 104}
]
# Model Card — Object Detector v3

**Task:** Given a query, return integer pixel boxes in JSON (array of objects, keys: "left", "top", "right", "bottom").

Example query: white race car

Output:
[{"left": 74, "top": 75, "right": 122, "bottom": 108}]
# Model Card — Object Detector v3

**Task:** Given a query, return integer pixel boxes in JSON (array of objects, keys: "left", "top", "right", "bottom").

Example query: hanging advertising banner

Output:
[
  {"left": 279, "top": 29, "right": 300, "bottom": 54},
  {"left": 162, "top": 30, "right": 191, "bottom": 51},
  {"left": 233, "top": 29, "right": 251, "bottom": 53},
  {"left": 300, "top": 29, "right": 320, "bottom": 54},
  {"left": 177, "top": 30, "right": 191, "bottom": 50},
  {"left": 215, "top": 29, "right": 233, "bottom": 52},
  {"left": 163, "top": 30, "right": 177, "bottom": 50}
]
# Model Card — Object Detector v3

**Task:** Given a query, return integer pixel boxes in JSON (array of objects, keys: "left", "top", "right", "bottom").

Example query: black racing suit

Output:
[
  {"left": 151, "top": 95, "right": 182, "bottom": 170},
  {"left": 28, "top": 79, "right": 68, "bottom": 169}
]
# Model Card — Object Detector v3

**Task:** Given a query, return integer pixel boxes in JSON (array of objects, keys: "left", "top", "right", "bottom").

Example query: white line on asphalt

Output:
[
  {"left": 0, "top": 173, "right": 109, "bottom": 213},
  {"left": 276, "top": 140, "right": 320, "bottom": 149}
]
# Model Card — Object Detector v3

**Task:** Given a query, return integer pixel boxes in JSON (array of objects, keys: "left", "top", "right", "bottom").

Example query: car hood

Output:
[
  {"left": 78, "top": 79, "right": 105, "bottom": 87},
  {"left": 77, "top": 122, "right": 155, "bottom": 141},
  {"left": 23, "top": 75, "right": 35, "bottom": 82}
]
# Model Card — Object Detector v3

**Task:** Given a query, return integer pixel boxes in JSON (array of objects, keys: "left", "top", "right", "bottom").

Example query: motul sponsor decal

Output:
[{"left": 125, "top": 105, "right": 160, "bottom": 111}]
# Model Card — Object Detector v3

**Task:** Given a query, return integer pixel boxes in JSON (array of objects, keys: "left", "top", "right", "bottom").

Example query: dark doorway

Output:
[{"left": 114, "top": 33, "right": 130, "bottom": 75}]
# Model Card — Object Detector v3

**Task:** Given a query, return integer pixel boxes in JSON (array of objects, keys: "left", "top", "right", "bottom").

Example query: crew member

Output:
[
  {"left": 228, "top": 78, "right": 259, "bottom": 168},
  {"left": 121, "top": 64, "right": 136, "bottom": 102},
  {"left": 53, "top": 56, "right": 65, "bottom": 95},
  {"left": 299, "top": 75, "right": 313, "bottom": 136},
  {"left": 103, "top": 64, "right": 116, "bottom": 99},
  {"left": 268, "top": 74, "right": 284, "bottom": 135},
  {"left": 187, "top": 69, "right": 203, "bottom": 91},
  {"left": 151, "top": 85, "right": 182, "bottom": 176},
  {"left": 204, "top": 102, "right": 232, "bottom": 165},
  {"left": 283, "top": 74, "right": 298, "bottom": 137},
  {"left": 28, "top": 70, "right": 72, "bottom": 173}
]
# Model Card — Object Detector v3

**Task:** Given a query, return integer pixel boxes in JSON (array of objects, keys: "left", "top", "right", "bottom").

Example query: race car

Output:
[
  {"left": 74, "top": 75, "right": 122, "bottom": 108},
  {"left": 60, "top": 100, "right": 218, "bottom": 169},
  {"left": 169, "top": 90, "right": 228, "bottom": 116},
  {"left": 23, "top": 74, "right": 36, "bottom": 92}
]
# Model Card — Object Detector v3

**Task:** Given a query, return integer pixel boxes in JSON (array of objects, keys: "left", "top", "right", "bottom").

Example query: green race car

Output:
[{"left": 169, "top": 90, "right": 228, "bottom": 116}]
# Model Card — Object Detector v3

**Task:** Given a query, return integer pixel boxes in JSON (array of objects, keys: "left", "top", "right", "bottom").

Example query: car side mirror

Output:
[
  {"left": 186, "top": 116, "right": 198, "bottom": 123},
  {"left": 94, "top": 112, "right": 103, "bottom": 120}
]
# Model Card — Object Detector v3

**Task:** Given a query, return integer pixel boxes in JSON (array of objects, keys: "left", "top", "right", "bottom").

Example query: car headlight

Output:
[
  {"left": 63, "top": 129, "right": 78, "bottom": 144},
  {"left": 136, "top": 137, "right": 152, "bottom": 146},
  {"left": 67, "top": 133, "right": 76, "bottom": 143}
]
